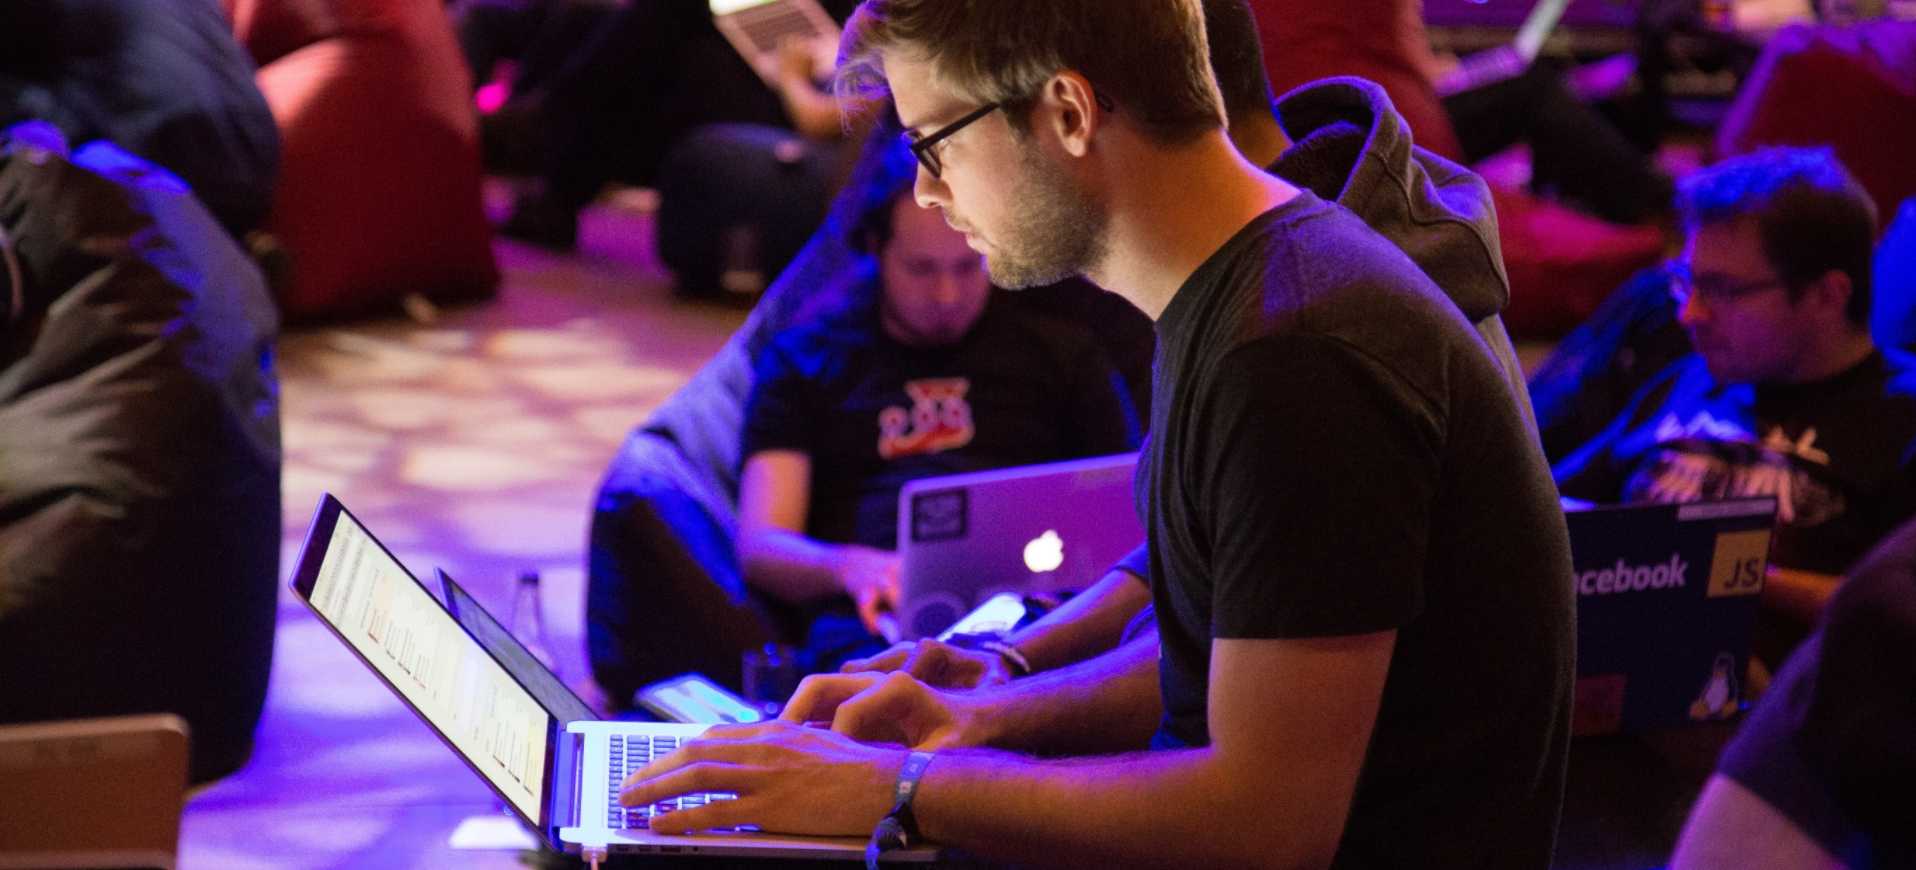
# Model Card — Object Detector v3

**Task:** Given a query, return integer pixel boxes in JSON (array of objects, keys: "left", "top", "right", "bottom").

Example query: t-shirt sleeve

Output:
[
  {"left": 1200, "top": 334, "right": 1440, "bottom": 639},
  {"left": 1717, "top": 521, "right": 1916, "bottom": 861},
  {"left": 1714, "top": 633, "right": 1869, "bottom": 861},
  {"left": 739, "top": 341, "right": 818, "bottom": 461},
  {"left": 1798, "top": 528, "right": 1916, "bottom": 849},
  {"left": 1111, "top": 542, "right": 1149, "bottom": 582}
]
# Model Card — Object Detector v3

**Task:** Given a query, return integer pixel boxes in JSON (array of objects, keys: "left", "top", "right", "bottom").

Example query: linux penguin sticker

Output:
[{"left": 1688, "top": 652, "right": 1741, "bottom": 721}]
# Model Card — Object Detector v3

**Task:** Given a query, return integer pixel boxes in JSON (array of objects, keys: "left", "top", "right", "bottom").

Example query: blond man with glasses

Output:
[{"left": 620, "top": 3, "right": 1576, "bottom": 866}]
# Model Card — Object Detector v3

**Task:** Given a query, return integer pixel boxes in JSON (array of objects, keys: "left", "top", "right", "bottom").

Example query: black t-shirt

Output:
[
  {"left": 1555, "top": 352, "right": 1916, "bottom": 575},
  {"left": 1717, "top": 516, "right": 1916, "bottom": 866},
  {"left": 741, "top": 288, "right": 1141, "bottom": 550},
  {"left": 1143, "top": 192, "right": 1576, "bottom": 868}
]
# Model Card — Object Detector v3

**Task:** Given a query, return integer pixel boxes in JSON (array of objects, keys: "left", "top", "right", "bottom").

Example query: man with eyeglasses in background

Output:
[{"left": 1556, "top": 146, "right": 1916, "bottom": 667}]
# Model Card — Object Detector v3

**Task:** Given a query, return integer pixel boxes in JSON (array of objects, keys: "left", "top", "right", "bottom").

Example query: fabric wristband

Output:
[
  {"left": 865, "top": 751, "right": 936, "bottom": 869},
  {"left": 980, "top": 640, "right": 1032, "bottom": 677}
]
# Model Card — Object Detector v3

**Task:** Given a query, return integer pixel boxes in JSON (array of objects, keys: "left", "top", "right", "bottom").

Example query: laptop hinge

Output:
[{"left": 550, "top": 724, "right": 586, "bottom": 832}]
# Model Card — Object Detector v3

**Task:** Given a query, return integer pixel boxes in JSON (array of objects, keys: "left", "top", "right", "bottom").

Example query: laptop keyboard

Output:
[
  {"left": 733, "top": 2, "right": 820, "bottom": 56},
  {"left": 605, "top": 734, "right": 738, "bottom": 830}
]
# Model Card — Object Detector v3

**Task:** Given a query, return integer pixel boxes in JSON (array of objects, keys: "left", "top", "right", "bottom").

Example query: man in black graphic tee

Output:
[
  {"left": 1557, "top": 147, "right": 1916, "bottom": 658},
  {"left": 736, "top": 141, "right": 1139, "bottom": 670}
]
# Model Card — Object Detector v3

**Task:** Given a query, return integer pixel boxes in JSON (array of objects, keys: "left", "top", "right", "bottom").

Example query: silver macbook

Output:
[
  {"left": 290, "top": 494, "right": 926, "bottom": 860},
  {"left": 710, "top": 0, "right": 840, "bottom": 85},
  {"left": 896, "top": 453, "right": 1144, "bottom": 639},
  {"left": 1433, "top": 0, "right": 1573, "bottom": 96}
]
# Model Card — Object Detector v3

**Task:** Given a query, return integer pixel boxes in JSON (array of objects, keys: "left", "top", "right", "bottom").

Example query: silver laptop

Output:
[
  {"left": 291, "top": 494, "right": 926, "bottom": 860},
  {"left": 710, "top": 0, "right": 840, "bottom": 85},
  {"left": 895, "top": 453, "right": 1144, "bottom": 640},
  {"left": 0, "top": 714, "right": 190, "bottom": 870},
  {"left": 1433, "top": 0, "right": 1573, "bottom": 96}
]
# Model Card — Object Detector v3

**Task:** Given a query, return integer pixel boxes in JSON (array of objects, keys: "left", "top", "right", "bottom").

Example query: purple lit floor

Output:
[{"left": 178, "top": 196, "right": 748, "bottom": 869}]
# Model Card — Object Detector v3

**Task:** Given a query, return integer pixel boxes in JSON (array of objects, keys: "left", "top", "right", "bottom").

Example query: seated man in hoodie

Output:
[{"left": 839, "top": 0, "right": 1535, "bottom": 690}]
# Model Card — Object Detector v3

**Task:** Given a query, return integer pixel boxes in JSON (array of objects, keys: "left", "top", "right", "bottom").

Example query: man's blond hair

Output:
[{"left": 837, "top": 0, "right": 1226, "bottom": 145}]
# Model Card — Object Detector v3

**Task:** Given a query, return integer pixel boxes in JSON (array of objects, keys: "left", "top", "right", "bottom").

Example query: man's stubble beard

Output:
[{"left": 980, "top": 145, "right": 1109, "bottom": 290}]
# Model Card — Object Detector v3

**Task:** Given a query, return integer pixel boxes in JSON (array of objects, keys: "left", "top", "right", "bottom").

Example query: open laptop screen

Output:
[
  {"left": 440, "top": 569, "right": 598, "bottom": 725},
  {"left": 301, "top": 502, "right": 551, "bottom": 823}
]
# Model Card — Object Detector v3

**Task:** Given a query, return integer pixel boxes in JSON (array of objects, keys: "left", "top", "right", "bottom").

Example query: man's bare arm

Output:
[
  {"left": 629, "top": 632, "right": 1395, "bottom": 869},
  {"left": 1007, "top": 563, "right": 1152, "bottom": 672},
  {"left": 1763, "top": 567, "right": 1843, "bottom": 627},
  {"left": 903, "top": 634, "right": 1393, "bottom": 867},
  {"left": 1671, "top": 775, "right": 1846, "bottom": 869},
  {"left": 737, "top": 450, "right": 897, "bottom": 614}
]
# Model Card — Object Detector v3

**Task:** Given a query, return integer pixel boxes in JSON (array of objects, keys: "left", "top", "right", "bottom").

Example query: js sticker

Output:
[{"left": 1706, "top": 529, "right": 1769, "bottom": 598}]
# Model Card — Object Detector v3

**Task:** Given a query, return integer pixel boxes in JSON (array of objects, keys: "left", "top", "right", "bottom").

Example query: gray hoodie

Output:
[
  {"left": 1270, "top": 76, "right": 1535, "bottom": 428},
  {"left": 1106, "top": 76, "right": 1540, "bottom": 589}
]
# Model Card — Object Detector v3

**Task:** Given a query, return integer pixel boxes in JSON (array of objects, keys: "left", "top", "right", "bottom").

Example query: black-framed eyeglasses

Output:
[
  {"left": 905, "top": 103, "right": 1001, "bottom": 180},
  {"left": 1665, "top": 260, "right": 1787, "bottom": 308}
]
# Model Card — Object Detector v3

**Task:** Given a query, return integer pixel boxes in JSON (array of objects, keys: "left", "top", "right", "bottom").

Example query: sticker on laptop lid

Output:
[
  {"left": 1706, "top": 529, "right": 1769, "bottom": 598},
  {"left": 910, "top": 488, "right": 968, "bottom": 543}
]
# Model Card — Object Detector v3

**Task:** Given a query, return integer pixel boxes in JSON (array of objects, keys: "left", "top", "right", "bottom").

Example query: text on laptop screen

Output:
[{"left": 309, "top": 518, "right": 549, "bottom": 821}]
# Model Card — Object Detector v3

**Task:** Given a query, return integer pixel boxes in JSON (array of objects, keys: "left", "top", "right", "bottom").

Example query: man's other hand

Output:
[
  {"left": 833, "top": 545, "right": 901, "bottom": 636},
  {"left": 841, "top": 638, "right": 1014, "bottom": 689},
  {"left": 780, "top": 671, "right": 991, "bottom": 749}
]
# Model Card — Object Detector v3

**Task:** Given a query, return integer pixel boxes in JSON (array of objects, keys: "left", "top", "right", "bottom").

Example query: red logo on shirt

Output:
[{"left": 879, "top": 378, "right": 974, "bottom": 459}]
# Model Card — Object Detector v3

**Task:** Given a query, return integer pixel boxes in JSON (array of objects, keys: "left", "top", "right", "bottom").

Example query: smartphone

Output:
[
  {"left": 936, "top": 592, "right": 1029, "bottom": 642},
  {"left": 633, "top": 674, "right": 764, "bottom": 724}
]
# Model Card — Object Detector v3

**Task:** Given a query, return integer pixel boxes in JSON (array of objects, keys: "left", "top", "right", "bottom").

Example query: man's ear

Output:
[
  {"left": 1037, "top": 71, "right": 1103, "bottom": 158},
  {"left": 1804, "top": 269, "right": 1855, "bottom": 324}
]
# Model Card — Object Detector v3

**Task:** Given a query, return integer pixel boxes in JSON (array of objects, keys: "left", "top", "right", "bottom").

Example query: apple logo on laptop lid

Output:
[{"left": 1024, "top": 530, "right": 1064, "bottom": 573}]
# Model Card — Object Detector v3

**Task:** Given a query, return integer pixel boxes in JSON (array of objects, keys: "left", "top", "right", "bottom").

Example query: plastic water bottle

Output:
[
  {"left": 508, "top": 570, "right": 560, "bottom": 676},
  {"left": 718, "top": 225, "right": 766, "bottom": 297}
]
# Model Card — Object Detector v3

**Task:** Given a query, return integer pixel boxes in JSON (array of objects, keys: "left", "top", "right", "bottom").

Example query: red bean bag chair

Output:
[
  {"left": 1251, "top": 0, "right": 1464, "bottom": 162},
  {"left": 1250, "top": 0, "right": 1665, "bottom": 339},
  {"left": 223, "top": 0, "right": 498, "bottom": 319},
  {"left": 1718, "top": 21, "right": 1916, "bottom": 229},
  {"left": 1490, "top": 185, "right": 1666, "bottom": 339}
]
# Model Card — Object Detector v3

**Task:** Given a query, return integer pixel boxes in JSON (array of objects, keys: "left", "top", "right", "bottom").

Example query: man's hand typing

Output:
[
  {"left": 781, "top": 671, "right": 996, "bottom": 750},
  {"left": 840, "top": 638, "right": 1014, "bottom": 689},
  {"left": 618, "top": 721, "right": 903, "bottom": 837}
]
